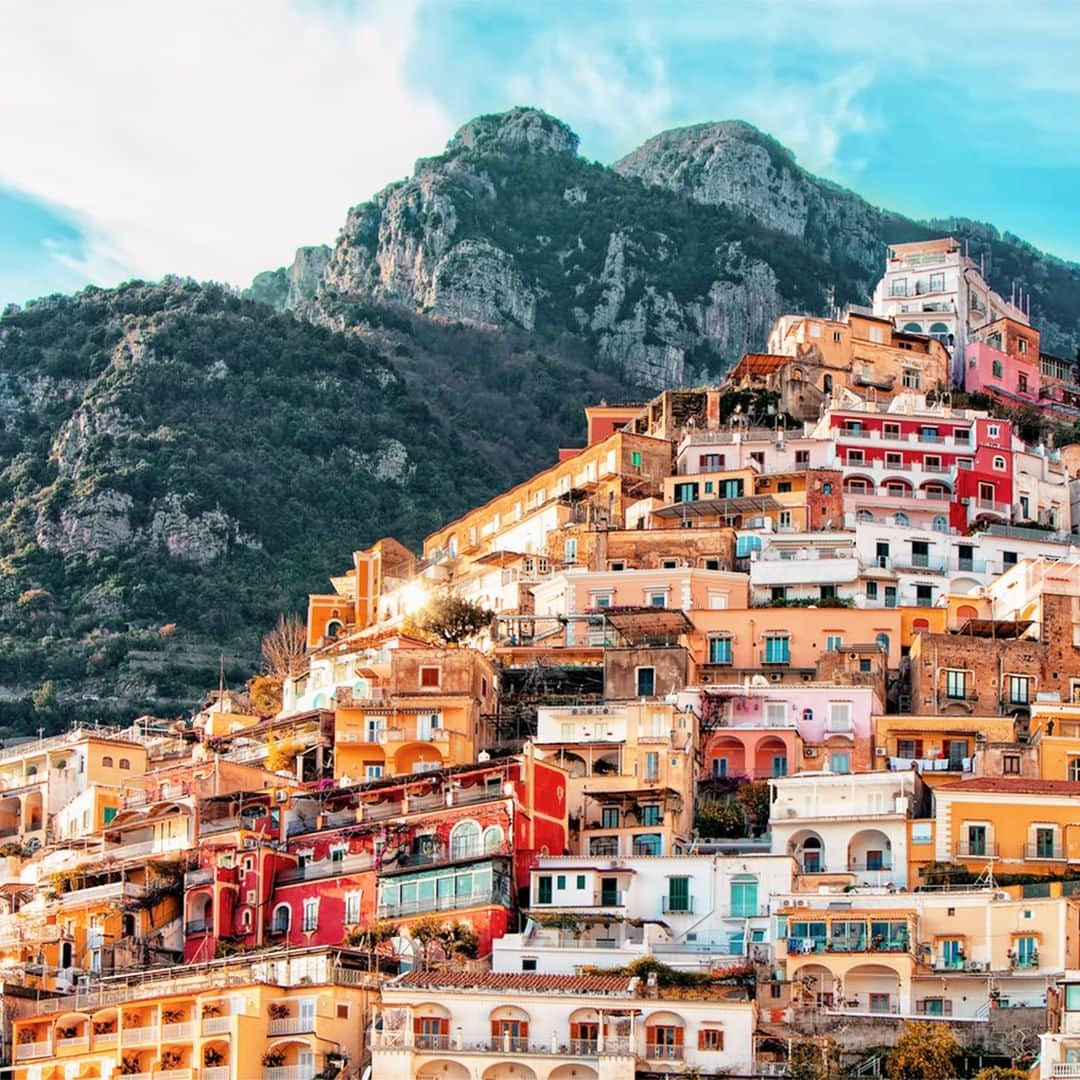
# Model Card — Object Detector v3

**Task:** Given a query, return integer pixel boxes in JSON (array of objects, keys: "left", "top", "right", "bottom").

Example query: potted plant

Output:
[
  {"left": 204, "top": 1047, "right": 225, "bottom": 1067},
  {"left": 202, "top": 1003, "right": 222, "bottom": 1018},
  {"left": 161, "top": 1050, "right": 183, "bottom": 1069},
  {"left": 268, "top": 1002, "right": 290, "bottom": 1019},
  {"left": 162, "top": 1008, "right": 184, "bottom": 1024},
  {"left": 262, "top": 1050, "right": 286, "bottom": 1068},
  {"left": 119, "top": 1055, "right": 143, "bottom": 1076}
]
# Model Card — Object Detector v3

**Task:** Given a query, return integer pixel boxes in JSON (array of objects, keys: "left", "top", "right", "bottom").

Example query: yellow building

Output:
[
  {"left": 872, "top": 714, "right": 1017, "bottom": 788},
  {"left": 933, "top": 777, "right": 1080, "bottom": 873},
  {"left": 12, "top": 947, "right": 378, "bottom": 1080}
]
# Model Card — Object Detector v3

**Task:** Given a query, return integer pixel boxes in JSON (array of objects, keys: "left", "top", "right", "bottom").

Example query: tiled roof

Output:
[
  {"left": 939, "top": 777, "right": 1080, "bottom": 795},
  {"left": 391, "top": 970, "right": 634, "bottom": 995}
]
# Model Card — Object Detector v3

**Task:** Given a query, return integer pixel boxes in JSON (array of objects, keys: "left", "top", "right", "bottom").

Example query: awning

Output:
[
  {"left": 953, "top": 618, "right": 1034, "bottom": 639},
  {"left": 601, "top": 607, "right": 693, "bottom": 643},
  {"left": 652, "top": 495, "right": 782, "bottom": 519}
]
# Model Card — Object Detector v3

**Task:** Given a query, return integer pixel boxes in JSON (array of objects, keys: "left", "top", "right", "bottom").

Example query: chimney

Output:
[{"left": 706, "top": 389, "right": 722, "bottom": 430}]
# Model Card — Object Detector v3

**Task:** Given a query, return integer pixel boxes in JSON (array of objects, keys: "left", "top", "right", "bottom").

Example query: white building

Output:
[
  {"left": 493, "top": 853, "right": 793, "bottom": 974},
  {"left": 769, "top": 770, "right": 920, "bottom": 888},
  {"left": 371, "top": 969, "right": 758, "bottom": 1078},
  {"left": 749, "top": 532, "right": 861, "bottom": 607}
]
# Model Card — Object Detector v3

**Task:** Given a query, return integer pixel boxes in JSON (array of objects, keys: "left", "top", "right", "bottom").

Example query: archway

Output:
[
  {"left": 187, "top": 892, "right": 212, "bottom": 934},
  {"left": 706, "top": 737, "right": 746, "bottom": 780},
  {"left": 550, "top": 1068, "right": 599, "bottom": 1080},
  {"left": 481, "top": 1066, "right": 537, "bottom": 1080},
  {"left": 788, "top": 830, "right": 825, "bottom": 873},
  {"left": 393, "top": 743, "right": 445, "bottom": 775},
  {"left": 843, "top": 962, "right": 905, "bottom": 1014},
  {"left": 417, "top": 1063, "right": 469, "bottom": 1080},
  {"left": 848, "top": 829, "right": 892, "bottom": 874},
  {"left": 753, "top": 736, "right": 789, "bottom": 779}
]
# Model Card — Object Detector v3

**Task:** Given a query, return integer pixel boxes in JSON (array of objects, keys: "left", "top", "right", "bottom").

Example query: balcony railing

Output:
[
  {"left": 276, "top": 851, "right": 374, "bottom": 884},
  {"left": 185, "top": 920, "right": 209, "bottom": 936},
  {"left": 264, "top": 1068, "right": 315, "bottom": 1080},
  {"left": 122, "top": 1026, "right": 158, "bottom": 1045},
  {"left": 377, "top": 885, "right": 509, "bottom": 919},
  {"left": 661, "top": 898, "right": 694, "bottom": 914},
  {"left": 15, "top": 1041, "right": 51, "bottom": 1060},
  {"left": 203, "top": 1068, "right": 231, "bottom": 1080},
  {"left": 1051, "top": 1064, "right": 1080, "bottom": 1077},
  {"left": 162, "top": 1021, "right": 195, "bottom": 1040},
  {"left": 954, "top": 841, "right": 999, "bottom": 857},
  {"left": 490, "top": 1036, "right": 531, "bottom": 1052},
  {"left": 157, "top": 1070, "right": 194, "bottom": 1080},
  {"left": 414, "top": 1034, "right": 451, "bottom": 1050},
  {"left": 646, "top": 1044, "right": 685, "bottom": 1060},
  {"left": 185, "top": 867, "right": 214, "bottom": 887},
  {"left": 1025, "top": 842, "right": 1064, "bottom": 860},
  {"left": 268, "top": 1016, "right": 315, "bottom": 1035},
  {"left": 55, "top": 1034, "right": 90, "bottom": 1050}
]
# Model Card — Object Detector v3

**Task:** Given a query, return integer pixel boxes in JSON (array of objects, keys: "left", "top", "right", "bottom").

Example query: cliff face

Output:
[{"left": 257, "top": 107, "right": 1079, "bottom": 387}]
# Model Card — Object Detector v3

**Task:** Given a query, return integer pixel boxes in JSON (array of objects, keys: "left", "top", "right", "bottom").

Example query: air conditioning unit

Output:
[
  {"left": 804, "top": 747, "right": 818, "bottom": 758},
  {"left": 276, "top": 789, "right": 289, "bottom": 803},
  {"left": 875, "top": 747, "right": 888, "bottom": 757}
]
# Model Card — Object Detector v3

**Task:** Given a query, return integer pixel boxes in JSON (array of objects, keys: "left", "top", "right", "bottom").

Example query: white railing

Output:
[
  {"left": 263, "top": 1068, "right": 316, "bottom": 1080},
  {"left": 203, "top": 1069, "right": 231, "bottom": 1080},
  {"left": 56, "top": 1034, "right": 90, "bottom": 1050},
  {"left": 57, "top": 880, "right": 147, "bottom": 907},
  {"left": 123, "top": 1026, "right": 158, "bottom": 1045},
  {"left": 15, "top": 1041, "right": 51, "bottom": 1060},
  {"left": 162, "top": 1021, "right": 195, "bottom": 1039},
  {"left": 268, "top": 1016, "right": 315, "bottom": 1035},
  {"left": 104, "top": 839, "right": 156, "bottom": 861},
  {"left": 157, "top": 1071, "right": 193, "bottom": 1080},
  {"left": 203, "top": 1016, "right": 232, "bottom": 1035},
  {"left": 1051, "top": 1065, "right": 1080, "bottom": 1077}
]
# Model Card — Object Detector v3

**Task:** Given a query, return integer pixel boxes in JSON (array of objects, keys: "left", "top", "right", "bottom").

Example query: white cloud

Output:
[{"left": 0, "top": 0, "right": 451, "bottom": 288}]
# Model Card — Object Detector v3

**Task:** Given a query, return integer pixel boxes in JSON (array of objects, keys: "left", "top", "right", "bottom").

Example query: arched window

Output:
[
  {"left": 893, "top": 512, "right": 910, "bottom": 526},
  {"left": 903, "top": 322, "right": 923, "bottom": 334},
  {"left": 856, "top": 509, "right": 873, "bottom": 523},
  {"left": 929, "top": 322, "right": 950, "bottom": 340},
  {"left": 875, "top": 633, "right": 890, "bottom": 654},
  {"left": 102, "top": 756, "right": 113, "bottom": 768},
  {"left": 932, "top": 515, "right": 948, "bottom": 532},
  {"left": 450, "top": 820, "right": 482, "bottom": 859},
  {"left": 482, "top": 825, "right": 505, "bottom": 853},
  {"left": 241, "top": 909, "right": 252, "bottom": 928},
  {"left": 271, "top": 904, "right": 291, "bottom": 934},
  {"left": 913, "top": 619, "right": 930, "bottom": 631},
  {"left": 118, "top": 759, "right": 130, "bottom": 771},
  {"left": 993, "top": 456, "right": 1006, "bottom": 471},
  {"left": 325, "top": 620, "right": 343, "bottom": 639}
]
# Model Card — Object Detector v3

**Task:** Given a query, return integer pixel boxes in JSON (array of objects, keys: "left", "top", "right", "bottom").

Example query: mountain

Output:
[
  {"left": 1, "top": 106, "right": 1078, "bottom": 727},
  {"left": 254, "top": 107, "right": 1080, "bottom": 388}
]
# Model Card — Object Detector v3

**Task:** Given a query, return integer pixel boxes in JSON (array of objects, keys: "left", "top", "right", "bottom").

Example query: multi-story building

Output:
[
  {"left": 748, "top": 532, "right": 862, "bottom": 607},
  {"left": 816, "top": 393, "right": 1014, "bottom": 533},
  {"left": 871, "top": 236, "right": 1029, "bottom": 380},
  {"left": 769, "top": 770, "right": 923, "bottom": 888},
  {"left": 12, "top": 947, "right": 377, "bottom": 1080},
  {"left": 493, "top": 853, "right": 792, "bottom": 974},
  {"left": 370, "top": 968, "right": 758, "bottom": 1078},
  {"left": 694, "top": 682, "right": 881, "bottom": 781},
  {"left": 966, "top": 317, "right": 1042, "bottom": 407},
  {"left": 533, "top": 701, "right": 694, "bottom": 857}
]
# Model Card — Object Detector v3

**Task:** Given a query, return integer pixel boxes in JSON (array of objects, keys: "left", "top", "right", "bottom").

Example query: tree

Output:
[
  {"left": 261, "top": 615, "right": 308, "bottom": 678},
  {"left": 974, "top": 1069, "right": 1027, "bottom": 1080},
  {"left": 885, "top": 1022, "right": 960, "bottom": 1080},
  {"left": 415, "top": 590, "right": 492, "bottom": 646},
  {"left": 788, "top": 1039, "right": 841, "bottom": 1080},
  {"left": 735, "top": 780, "right": 771, "bottom": 835},
  {"left": 31, "top": 680, "right": 60, "bottom": 726},
  {"left": 247, "top": 674, "right": 283, "bottom": 716}
]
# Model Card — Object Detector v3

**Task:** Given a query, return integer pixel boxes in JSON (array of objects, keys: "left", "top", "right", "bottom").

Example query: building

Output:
[
  {"left": 966, "top": 318, "right": 1042, "bottom": 407},
  {"left": 769, "top": 770, "right": 923, "bottom": 888},
  {"left": 493, "top": 852, "right": 793, "bottom": 974},
  {"left": 370, "top": 969, "right": 758, "bottom": 1078},
  {"left": 11, "top": 947, "right": 377, "bottom": 1080}
]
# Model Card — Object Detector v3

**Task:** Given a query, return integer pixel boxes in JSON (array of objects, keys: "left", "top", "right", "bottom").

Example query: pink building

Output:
[
  {"left": 965, "top": 341, "right": 1040, "bottom": 407},
  {"left": 689, "top": 683, "right": 881, "bottom": 781}
]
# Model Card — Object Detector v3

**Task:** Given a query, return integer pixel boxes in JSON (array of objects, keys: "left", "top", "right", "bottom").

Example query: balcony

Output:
[
  {"left": 377, "top": 884, "right": 509, "bottom": 920},
  {"left": 56, "top": 880, "right": 147, "bottom": 908},
  {"left": 203, "top": 1069, "right": 231, "bottom": 1080},
  {"left": 122, "top": 1026, "right": 158, "bottom": 1045},
  {"left": 954, "top": 841, "right": 999, "bottom": 858},
  {"left": 185, "top": 867, "right": 214, "bottom": 888},
  {"left": 55, "top": 1034, "right": 90, "bottom": 1051},
  {"left": 264, "top": 1068, "right": 316, "bottom": 1080},
  {"left": 268, "top": 1016, "right": 315, "bottom": 1035},
  {"left": 490, "top": 1036, "right": 531, "bottom": 1053},
  {"left": 276, "top": 851, "right": 374, "bottom": 884},
  {"left": 202, "top": 1017, "right": 232, "bottom": 1036},
  {"left": 161, "top": 1021, "right": 195, "bottom": 1040},
  {"left": 157, "top": 1071, "right": 194, "bottom": 1080},
  {"left": 967, "top": 499, "right": 1010, "bottom": 524},
  {"left": 1025, "top": 842, "right": 1065, "bottom": 861},
  {"left": 1051, "top": 1065, "right": 1080, "bottom": 1077},
  {"left": 185, "top": 920, "right": 209, "bottom": 936},
  {"left": 15, "top": 1041, "right": 51, "bottom": 1060},
  {"left": 646, "top": 1044, "right": 685, "bottom": 1061}
]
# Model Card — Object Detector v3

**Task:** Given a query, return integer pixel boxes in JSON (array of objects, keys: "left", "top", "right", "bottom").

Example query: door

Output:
[
  {"left": 967, "top": 825, "right": 987, "bottom": 856},
  {"left": 771, "top": 754, "right": 787, "bottom": 777},
  {"left": 600, "top": 877, "right": 619, "bottom": 906},
  {"left": 667, "top": 876, "right": 690, "bottom": 913},
  {"left": 884, "top": 586, "right": 897, "bottom": 608},
  {"left": 730, "top": 877, "right": 758, "bottom": 917},
  {"left": 536, "top": 876, "right": 553, "bottom": 904}
]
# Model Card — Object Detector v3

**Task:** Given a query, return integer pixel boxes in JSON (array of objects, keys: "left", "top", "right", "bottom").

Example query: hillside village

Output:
[{"left": 3, "top": 236, "right": 1080, "bottom": 1079}]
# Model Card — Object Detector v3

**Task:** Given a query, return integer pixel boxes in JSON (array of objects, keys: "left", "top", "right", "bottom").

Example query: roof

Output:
[
  {"left": 652, "top": 495, "right": 782, "bottom": 519},
  {"left": 390, "top": 970, "right": 634, "bottom": 995},
  {"left": 728, "top": 352, "right": 790, "bottom": 380},
  {"left": 602, "top": 607, "right": 693, "bottom": 642},
  {"left": 952, "top": 618, "right": 1034, "bottom": 639},
  {"left": 939, "top": 778, "right": 1080, "bottom": 796}
]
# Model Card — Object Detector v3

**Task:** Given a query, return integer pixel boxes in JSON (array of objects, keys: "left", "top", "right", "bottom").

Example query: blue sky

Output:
[{"left": 2, "top": 0, "right": 1079, "bottom": 308}]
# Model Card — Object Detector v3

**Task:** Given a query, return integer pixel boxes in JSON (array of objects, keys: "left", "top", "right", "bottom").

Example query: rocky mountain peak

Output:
[{"left": 445, "top": 106, "right": 580, "bottom": 158}]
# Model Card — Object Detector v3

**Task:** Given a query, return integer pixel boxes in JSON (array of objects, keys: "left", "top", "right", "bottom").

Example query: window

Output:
[
  {"left": 795, "top": 450, "right": 809, "bottom": 467},
  {"left": 118, "top": 758, "right": 130, "bottom": 770},
  {"left": 1003, "top": 550, "right": 1018, "bottom": 567},
  {"left": 869, "top": 993, "right": 892, "bottom": 1014},
  {"left": 344, "top": 891, "right": 361, "bottom": 924},
  {"left": 272, "top": 904, "right": 291, "bottom": 934},
  {"left": 993, "top": 456, "right": 1006, "bottom": 471},
  {"left": 1035, "top": 827, "right": 1057, "bottom": 859},
  {"left": 966, "top": 824, "right": 988, "bottom": 856},
  {"left": 699, "top": 1028, "right": 725, "bottom": 1051},
  {"left": 780, "top": 511, "right": 792, "bottom": 528},
  {"left": 601, "top": 807, "right": 619, "bottom": 829},
  {"left": 1008, "top": 675, "right": 1031, "bottom": 706},
  {"left": 916, "top": 584, "right": 933, "bottom": 605},
  {"left": 988, "top": 424, "right": 999, "bottom": 437},
  {"left": 865, "top": 582, "right": 878, "bottom": 600},
  {"left": 419, "top": 666, "right": 440, "bottom": 688},
  {"left": 450, "top": 820, "right": 481, "bottom": 859},
  {"left": 631, "top": 451, "right": 642, "bottom": 467},
  {"left": 730, "top": 875, "right": 758, "bottom": 917},
  {"left": 1018, "top": 373, "right": 1028, "bottom": 393},
  {"left": 764, "top": 635, "right": 790, "bottom": 664},
  {"left": 365, "top": 764, "right": 383, "bottom": 780},
  {"left": 102, "top": 756, "right": 113, "bottom": 768},
  {"left": 945, "top": 670, "right": 967, "bottom": 699},
  {"left": 897, "top": 739, "right": 923, "bottom": 760},
  {"left": 641, "top": 805, "right": 661, "bottom": 826},
  {"left": 647, "top": 591, "right": 667, "bottom": 608},
  {"left": 302, "top": 898, "right": 318, "bottom": 932},
  {"left": 830, "top": 752, "right": 851, "bottom": 774},
  {"left": 992, "top": 359, "right": 1003, "bottom": 378},
  {"left": 712, "top": 758, "right": 728, "bottom": 779},
  {"left": 701, "top": 453, "right": 723, "bottom": 471},
  {"left": 666, "top": 876, "right": 691, "bottom": 912},
  {"left": 637, "top": 668, "right": 656, "bottom": 697},
  {"left": 576, "top": 875, "right": 586, "bottom": 890},
  {"left": 903, "top": 369, "right": 921, "bottom": 389},
  {"left": 825, "top": 635, "right": 843, "bottom": 652},
  {"left": 536, "top": 876, "right": 553, "bottom": 904},
  {"left": 482, "top": 825, "right": 504, "bottom": 853},
  {"left": 1018, "top": 338, "right": 1028, "bottom": 354},
  {"left": 644, "top": 752, "right": 660, "bottom": 781},
  {"left": 634, "top": 834, "right": 662, "bottom": 856},
  {"left": 929, "top": 272, "right": 945, "bottom": 292},
  {"left": 875, "top": 633, "right": 890, "bottom": 653},
  {"left": 709, "top": 635, "right": 733, "bottom": 665},
  {"left": 564, "top": 538, "right": 577, "bottom": 563},
  {"left": 770, "top": 586, "right": 787, "bottom": 603},
  {"left": 336, "top": 1003, "right": 350, "bottom": 1020},
  {"left": 556, "top": 874, "right": 566, "bottom": 890},
  {"left": 1003, "top": 755, "right": 1021, "bottom": 775}
]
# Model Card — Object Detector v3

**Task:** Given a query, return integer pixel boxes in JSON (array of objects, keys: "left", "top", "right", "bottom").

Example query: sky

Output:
[{"left": 2, "top": 0, "right": 1079, "bottom": 308}]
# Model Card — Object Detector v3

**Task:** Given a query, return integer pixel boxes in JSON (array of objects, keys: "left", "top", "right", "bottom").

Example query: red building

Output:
[
  {"left": 827, "top": 401, "right": 1013, "bottom": 532},
  {"left": 182, "top": 754, "right": 568, "bottom": 962}
]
